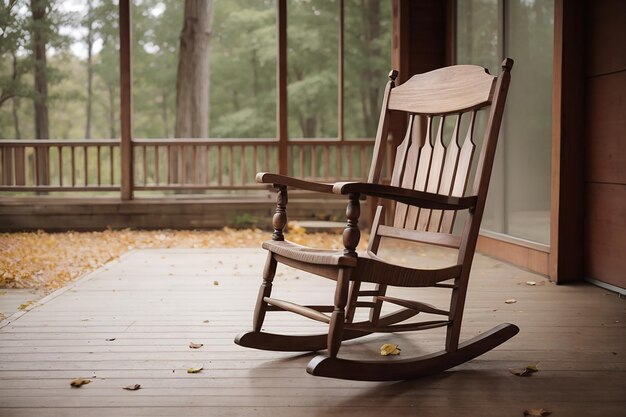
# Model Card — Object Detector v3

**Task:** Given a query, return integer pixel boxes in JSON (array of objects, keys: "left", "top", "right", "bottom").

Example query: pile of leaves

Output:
[{"left": 0, "top": 225, "right": 367, "bottom": 292}]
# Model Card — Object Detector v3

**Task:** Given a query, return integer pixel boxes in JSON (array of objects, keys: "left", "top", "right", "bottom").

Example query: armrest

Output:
[
  {"left": 333, "top": 182, "right": 477, "bottom": 210},
  {"left": 256, "top": 172, "right": 334, "bottom": 194}
]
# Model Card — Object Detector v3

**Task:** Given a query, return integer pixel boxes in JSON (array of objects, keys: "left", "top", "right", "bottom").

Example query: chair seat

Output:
[{"left": 262, "top": 240, "right": 358, "bottom": 267}]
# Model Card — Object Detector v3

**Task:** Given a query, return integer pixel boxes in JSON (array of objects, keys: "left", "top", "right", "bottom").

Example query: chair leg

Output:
[
  {"left": 369, "top": 284, "right": 388, "bottom": 325},
  {"left": 327, "top": 268, "right": 351, "bottom": 358},
  {"left": 253, "top": 252, "right": 278, "bottom": 332},
  {"left": 345, "top": 281, "right": 361, "bottom": 323}
]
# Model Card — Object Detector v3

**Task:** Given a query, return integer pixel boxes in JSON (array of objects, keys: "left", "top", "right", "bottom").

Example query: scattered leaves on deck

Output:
[
  {"left": 187, "top": 366, "right": 204, "bottom": 374},
  {"left": 0, "top": 229, "right": 366, "bottom": 291},
  {"left": 380, "top": 343, "right": 401, "bottom": 356},
  {"left": 70, "top": 378, "right": 91, "bottom": 387},
  {"left": 509, "top": 364, "right": 539, "bottom": 377},
  {"left": 189, "top": 342, "right": 204, "bottom": 349},
  {"left": 123, "top": 384, "right": 141, "bottom": 391},
  {"left": 524, "top": 408, "right": 551, "bottom": 416},
  {"left": 505, "top": 299, "right": 517, "bottom": 304},
  {"left": 526, "top": 281, "right": 537, "bottom": 286}
]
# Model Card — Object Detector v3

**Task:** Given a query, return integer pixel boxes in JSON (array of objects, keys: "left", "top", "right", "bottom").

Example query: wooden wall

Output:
[{"left": 583, "top": 0, "right": 626, "bottom": 289}]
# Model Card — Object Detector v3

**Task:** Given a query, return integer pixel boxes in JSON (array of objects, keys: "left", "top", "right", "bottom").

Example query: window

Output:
[{"left": 457, "top": 0, "right": 554, "bottom": 245}]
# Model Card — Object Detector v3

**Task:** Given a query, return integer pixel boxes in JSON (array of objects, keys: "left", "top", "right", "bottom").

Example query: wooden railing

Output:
[{"left": 0, "top": 138, "right": 374, "bottom": 195}]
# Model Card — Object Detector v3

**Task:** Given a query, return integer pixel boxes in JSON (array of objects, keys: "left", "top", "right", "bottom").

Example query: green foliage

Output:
[{"left": 0, "top": 0, "right": 391, "bottom": 142}]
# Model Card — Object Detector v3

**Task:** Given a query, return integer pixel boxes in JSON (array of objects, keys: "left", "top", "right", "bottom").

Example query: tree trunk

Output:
[
  {"left": 30, "top": 0, "right": 50, "bottom": 186},
  {"left": 174, "top": 0, "right": 213, "bottom": 185},
  {"left": 85, "top": 0, "right": 94, "bottom": 139},
  {"left": 174, "top": 0, "right": 213, "bottom": 138},
  {"left": 360, "top": 0, "right": 381, "bottom": 136},
  {"left": 11, "top": 52, "right": 20, "bottom": 139}
]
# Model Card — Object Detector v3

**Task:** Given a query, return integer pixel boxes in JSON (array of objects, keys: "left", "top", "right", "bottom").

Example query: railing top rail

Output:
[{"left": 0, "top": 139, "right": 120, "bottom": 146}]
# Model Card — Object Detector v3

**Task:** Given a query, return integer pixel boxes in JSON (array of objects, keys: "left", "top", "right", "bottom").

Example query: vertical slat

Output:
[
  {"left": 405, "top": 116, "right": 436, "bottom": 230},
  {"left": 429, "top": 114, "right": 462, "bottom": 231},
  {"left": 142, "top": 145, "right": 147, "bottom": 186},
  {"left": 15, "top": 147, "right": 25, "bottom": 185},
  {"left": 167, "top": 145, "right": 172, "bottom": 185},
  {"left": 191, "top": 145, "right": 197, "bottom": 185},
  {"left": 252, "top": 145, "right": 258, "bottom": 184},
  {"left": 96, "top": 146, "right": 101, "bottom": 185},
  {"left": 311, "top": 145, "right": 317, "bottom": 179},
  {"left": 33, "top": 147, "right": 39, "bottom": 186},
  {"left": 229, "top": 146, "right": 234, "bottom": 186},
  {"left": 441, "top": 111, "right": 477, "bottom": 233},
  {"left": 58, "top": 146, "right": 63, "bottom": 187},
  {"left": 241, "top": 146, "right": 247, "bottom": 185},
  {"left": 71, "top": 146, "right": 76, "bottom": 187},
  {"left": 83, "top": 146, "right": 88, "bottom": 186},
  {"left": 348, "top": 145, "right": 354, "bottom": 178},
  {"left": 218, "top": 145, "right": 223, "bottom": 186},
  {"left": 416, "top": 116, "right": 447, "bottom": 231},
  {"left": 154, "top": 145, "right": 160, "bottom": 185},
  {"left": 110, "top": 145, "right": 114, "bottom": 185},
  {"left": 360, "top": 145, "right": 366, "bottom": 179},
  {"left": 264, "top": 145, "right": 270, "bottom": 171},
  {"left": 391, "top": 115, "right": 417, "bottom": 227},
  {"left": 324, "top": 146, "right": 330, "bottom": 180},
  {"left": 335, "top": 145, "right": 341, "bottom": 180},
  {"left": 299, "top": 146, "right": 305, "bottom": 178}
]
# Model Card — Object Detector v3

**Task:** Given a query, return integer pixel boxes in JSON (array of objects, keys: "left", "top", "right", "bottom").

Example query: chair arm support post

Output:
[
  {"left": 272, "top": 185, "right": 288, "bottom": 241},
  {"left": 343, "top": 193, "right": 361, "bottom": 257}
]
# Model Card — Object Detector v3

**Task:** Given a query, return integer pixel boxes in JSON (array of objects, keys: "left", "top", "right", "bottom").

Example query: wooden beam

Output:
[
  {"left": 119, "top": 0, "right": 133, "bottom": 200},
  {"left": 277, "top": 0, "right": 288, "bottom": 175},
  {"left": 550, "top": 0, "right": 585, "bottom": 283}
]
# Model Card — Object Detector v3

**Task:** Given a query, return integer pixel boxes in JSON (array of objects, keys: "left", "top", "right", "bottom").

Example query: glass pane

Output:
[
  {"left": 132, "top": 0, "right": 276, "bottom": 139},
  {"left": 457, "top": 0, "right": 553, "bottom": 245},
  {"left": 287, "top": 0, "right": 338, "bottom": 139},
  {"left": 0, "top": 0, "right": 120, "bottom": 139},
  {"left": 502, "top": 0, "right": 553, "bottom": 244},
  {"left": 343, "top": 0, "right": 391, "bottom": 139}
]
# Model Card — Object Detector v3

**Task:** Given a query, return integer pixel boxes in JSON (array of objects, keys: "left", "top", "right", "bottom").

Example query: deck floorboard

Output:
[{"left": 1, "top": 248, "right": 625, "bottom": 416}]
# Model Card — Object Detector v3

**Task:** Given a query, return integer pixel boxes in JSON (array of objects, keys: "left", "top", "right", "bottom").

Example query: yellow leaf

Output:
[
  {"left": 524, "top": 408, "right": 551, "bottom": 416},
  {"left": 187, "top": 366, "right": 203, "bottom": 373},
  {"left": 526, "top": 281, "right": 537, "bottom": 286},
  {"left": 379, "top": 343, "right": 401, "bottom": 356},
  {"left": 213, "top": 280, "right": 219, "bottom": 286},
  {"left": 504, "top": 299, "right": 517, "bottom": 304},
  {"left": 509, "top": 364, "right": 539, "bottom": 376},
  {"left": 189, "top": 342, "right": 203, "bottom": 349},
  {"left": 18, "top": 300, "right": 35, "bottom": 310},
  {"left": 70, "top": 378, "right": 91, "bottom": 387},
  {"left": 123, "top": 384, "right": 141, "bottom": 391}
]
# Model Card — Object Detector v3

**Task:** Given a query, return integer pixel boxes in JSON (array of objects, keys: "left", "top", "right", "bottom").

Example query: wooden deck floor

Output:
[{"left": 1, "top": 248, "right": 625, "bottom": 417}]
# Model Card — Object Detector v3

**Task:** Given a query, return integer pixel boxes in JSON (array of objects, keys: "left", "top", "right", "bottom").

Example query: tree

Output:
[{"left": 174, "top": 0, "right": 214, "bottom": 139}]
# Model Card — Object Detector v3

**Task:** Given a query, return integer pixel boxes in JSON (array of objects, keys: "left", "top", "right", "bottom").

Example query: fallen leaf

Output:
[
  {"left": 526, "top": 281, "right": 537, "bottom": 286},
  {"left": 524, "top": 408, "right": 551, "bottom": 416},
  {"left": 189, "top": 342, "right": 203, "bottom": 349},
  {"left": 213, "top": 280, "right": 219, "bottom": 286},
  {"left": 105, "top": 338, "right": 116, "bottom": 342},
  {"left": 505, "top": 299, "right": 517, "bottom": 304},
  {"left": 70, "top": 378, "right": 91, "bottom": 387},
  {"left": 509, "top": 364, "right": 539, "bottom": 376},
  {"left": 202, "top": 320, "right": 209, "bottom": 323},
  {"left": 123, "top": 384, "right": 141, "bottom": 391},
  {"left": 18, "top": 300, "right": 35, "bottom": 310},
  {"left": 187, "top": 366, "right": 204, "bottom": 373},
  {"left": 380, "top": 343, "right": 401, "bottom": 356}
]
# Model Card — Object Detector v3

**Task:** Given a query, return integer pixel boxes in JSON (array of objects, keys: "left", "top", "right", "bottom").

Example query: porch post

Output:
[
  {"left": 119, "top": 0, "right": 134, "bottom": 200},
  {"left": 277, "top": 0, "right": 288, "bottom": 175}
]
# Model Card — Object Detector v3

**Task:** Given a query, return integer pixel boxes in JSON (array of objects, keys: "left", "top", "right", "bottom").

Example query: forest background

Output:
[{"left": 0, "top": 0, "right": 391, "bottom": 143}]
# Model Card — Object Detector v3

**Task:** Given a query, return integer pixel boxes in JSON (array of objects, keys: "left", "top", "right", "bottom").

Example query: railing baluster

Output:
[
  {"left": 58, "top": 146, "right": 63, "bottom": 186},
  {"left": 96, "top": 146, "right": 101, "bottom": 185},
  {"left": 70, "top": 146, "right": 75, "bottom": 187},
  {"left": 218, "top": 145, "right": 223, "bottom": 186},
  {"left": 167, "top": 145, "right": 172, "bottom": 185},
  {"left": 33, "top": 147, "right": 39, "bottom": 186},
  {"left": 84, "top": 146, "right": 88, "bottom": 186},
  {"left": 324, "top": 146, "right": 330, "bottom": 180},
  {"left": 241, "top": 146, "right": 247, "bottom": 185},
  {"left": 192, "top": 145, "right": 198, "bottom": 185},
  {"left": 139, "top": 145, "right": 145, "bottom": 185},
  {"left": 154, "top": 145, "right": 159, "bottom": 185},
  {"left": 110, "top": 145, "right": 115, "bottom": 185},
  {"left": 229, "top": 146, "right": 234, "bottom": 187}
]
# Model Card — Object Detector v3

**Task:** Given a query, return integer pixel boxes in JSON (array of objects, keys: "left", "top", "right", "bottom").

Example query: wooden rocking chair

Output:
[{"left": 235, "top": 59, "right": 518, "bottom": 381}]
